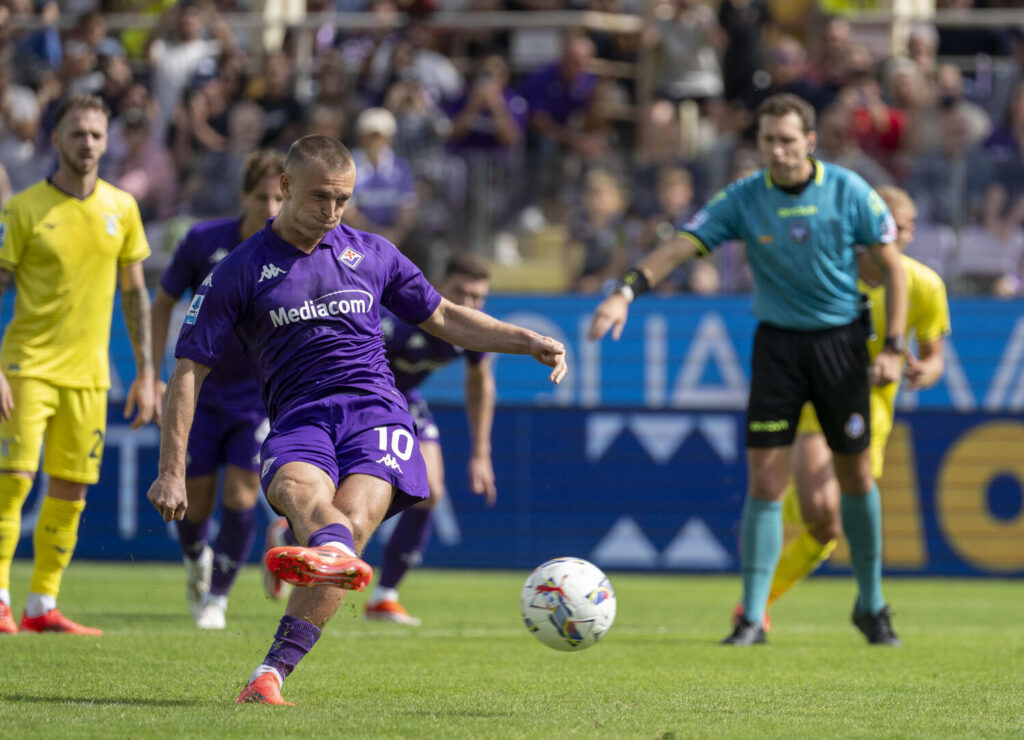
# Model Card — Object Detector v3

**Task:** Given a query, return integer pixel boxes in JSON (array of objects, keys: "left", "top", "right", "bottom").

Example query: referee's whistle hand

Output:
[{"left": 588, "top": 295, "right": 630, "bottom": 341}]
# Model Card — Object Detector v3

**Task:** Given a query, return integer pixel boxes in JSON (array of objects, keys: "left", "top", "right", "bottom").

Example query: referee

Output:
[{"left": 589, "top": 93, "right": 908, "bottom": 646}]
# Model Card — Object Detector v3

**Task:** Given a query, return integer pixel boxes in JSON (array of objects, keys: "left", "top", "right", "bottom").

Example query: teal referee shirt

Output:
[{"left": 682, "top": 159, "right": 897, "bottom": 331}]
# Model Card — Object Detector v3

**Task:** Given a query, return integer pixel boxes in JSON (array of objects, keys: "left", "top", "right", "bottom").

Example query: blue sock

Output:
[
  {"left": 379, "top": 507, "right": 433, "bottom": 590},
  {"left": 740, "top": 497, "right": 783, "bottom": 625},
  {"left": 841, "top": 485, "right": 885, "bottom": 614}
]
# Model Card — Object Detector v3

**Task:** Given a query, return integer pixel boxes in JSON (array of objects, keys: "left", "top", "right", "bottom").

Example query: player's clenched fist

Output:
[
  {"left": 588, "top": 293, "right": 630, "bottom": 341},
  {"left": 147, "top": 476, "right": 188, "bottom": 522}
]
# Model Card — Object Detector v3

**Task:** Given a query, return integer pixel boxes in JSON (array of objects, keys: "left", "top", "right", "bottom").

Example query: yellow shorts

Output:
[
  {"left": 0, "top": 377, "right": 107, "bottom": 484},
  {"left": 795, "top": 390, "right": 893, "bottom": 480}
]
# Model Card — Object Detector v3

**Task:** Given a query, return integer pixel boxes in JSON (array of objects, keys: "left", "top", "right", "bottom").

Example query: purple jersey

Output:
[
  {"left": 351, "top": 148, "right": 417, "bottom": 228},
  {"left": 175, "top": 220, "right": 442, "bottom": 423},
  {"left": 160, "top": 217, "right": 263, "bottom": 412},
  {"left": 381, "top": 307, "right": 485, "bottom": 394}
]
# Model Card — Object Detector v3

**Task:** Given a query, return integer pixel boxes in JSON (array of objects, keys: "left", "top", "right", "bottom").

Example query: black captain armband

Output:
[{"left": 615, "top": 268, "right": 650, "bottom": 303}]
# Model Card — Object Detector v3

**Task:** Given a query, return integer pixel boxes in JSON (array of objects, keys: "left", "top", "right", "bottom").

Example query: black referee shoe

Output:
[
  {"left": 721, "top": 614, "right": 767, "bottom": 645},
  {"left": 852, "top": 603, "right": 901, "bottom": 646}
]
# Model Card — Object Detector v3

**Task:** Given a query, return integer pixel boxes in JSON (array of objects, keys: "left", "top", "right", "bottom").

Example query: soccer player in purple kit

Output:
[
  {"left": 151, "top": 150, "right": 285, "bottom": 629},
  {"left": 263, "top": 253, "right": 498, "bottom": 625},
  {"left": 146, "top": 135, "right": 566, "bottom": 706}
]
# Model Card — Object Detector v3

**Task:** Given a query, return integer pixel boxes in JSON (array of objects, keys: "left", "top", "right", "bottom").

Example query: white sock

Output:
[
  {"left": 249, "top": 665, "right": 284, "bottom": 687},
  {"left": 201, "top": 593, "right": 228, "bottom": 610},
  {"left": 25, "top": 592, "right": 57, "bottom": 617},
  {"left": 0, "top": 588, "right": 10, "bottom": 606},
  {"left": 317, "top": 540, "right": 356, "bottom": 557},
  {"left": 369, "top": 586, "right": 398, "bottom": 606}
]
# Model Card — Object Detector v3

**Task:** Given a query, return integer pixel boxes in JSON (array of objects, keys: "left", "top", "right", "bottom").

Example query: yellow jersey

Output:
[
  {"left": 861, "top": 254, "right": 951, "bottom": 418},
  {"left": 0, "top": 179, "right": 151, "bottom": 389}
]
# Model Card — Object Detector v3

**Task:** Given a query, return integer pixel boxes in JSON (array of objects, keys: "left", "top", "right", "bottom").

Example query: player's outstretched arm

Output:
[
  {"left": 120, "top": 262, "right": 156, "bottom": 429},
  {"left": 147, "top": 358, "right": 211, "bottom": 522},
  {"left": 588, "top": 235, "right": 703, "bottom": 341},
  {"left": 149, "top": 287, "right": 179, "bottom": 425},
  {"left": 419, "top": 299, "right": 567, "bottom": 385}
]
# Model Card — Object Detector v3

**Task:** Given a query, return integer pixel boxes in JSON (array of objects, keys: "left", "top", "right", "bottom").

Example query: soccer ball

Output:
[{"left": 520, "top": 557, "right": 616, "bottom": 651}]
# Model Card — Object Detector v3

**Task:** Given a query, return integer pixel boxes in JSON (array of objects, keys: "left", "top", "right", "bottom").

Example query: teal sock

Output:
[
  {"left": 841, "top": 485, "right": 885, "bottom": 614},
  {"left": 740, "top": 497, "right": 783, "bottom": 625}
]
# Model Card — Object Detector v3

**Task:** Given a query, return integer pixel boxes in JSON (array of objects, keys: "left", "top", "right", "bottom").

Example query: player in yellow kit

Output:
[
  {"left": 0, "top": 94, "right": 155, "bottom": 635},
  {"left": 746, "top": 186, "right": 950, "bottom": 635}
]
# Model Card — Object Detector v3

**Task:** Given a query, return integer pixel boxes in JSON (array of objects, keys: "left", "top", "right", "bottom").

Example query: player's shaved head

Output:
[{"left": 284, "top": 135, "right": 354, "bottom": 176}]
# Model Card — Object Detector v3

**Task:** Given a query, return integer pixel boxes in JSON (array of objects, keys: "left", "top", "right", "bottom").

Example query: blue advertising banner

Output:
[
  {"left": 9, "top": 405, "right": 1023, "bottom": 577},
  {"left": 3, "top": 294, "right": 1022, "bottom": 575}
]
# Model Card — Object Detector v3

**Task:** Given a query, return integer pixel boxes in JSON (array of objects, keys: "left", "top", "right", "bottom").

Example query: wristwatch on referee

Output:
[{"left": 882, "top": 335, "right": 906, "bottom": 355}]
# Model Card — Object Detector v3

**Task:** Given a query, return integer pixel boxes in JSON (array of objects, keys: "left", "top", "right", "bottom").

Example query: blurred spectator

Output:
[
  {"left": 907, "top": 22, "right": 940, "bottom": 80},
  {"left": 447, "top": 0, "right": 511, "bottom": 60},
  {"left": 520, "top": 31, "right": 599, "bottom": 157},
  {"left": 568, "top": 78, "right": 632, "bottom": 173},
  {"left": 186, "top": 100, "right": 266, "bottom": 218},
  {"left": 15, "top": 0, "right": 60, "bottom": 72},
  {"left": 815, "top": 103, "right": 893, "bottom": 187},
  {"left": 717, "top": 0, "right": 769, "bottom": 105},
  {"left": 146, "top": 0, "right": 236, "bottom": 139},
  {"left": 881, "top": 56, "right": 935, "bottom": 154},
  {"left": 302, "top": 102, "right": 347, "bottom": 140},
  {"left": 249, "top": 51, "right": 305, "bottom": 150},
  {"left": 636, "top": 165, "right": 698, "bottom": 290},
  {"left": 103, "top": 107, "right": 178, "bottom": 222},
  {"left": 447, "top": 53, "right": 527, "bottom": 152},
  {"left": 839, "top": 71, "right": 910, "bottom": 179},
  {"left": 0, "top": 161, "right": 10, "bottom": 205},
  {"left": 986, "top": 80, "right": 1024, "bottom": 164},
  {"left": 807, "top": 16, "right": 855, "bottom": 97},
  {"left": 565, "top": 169, "right": 632, "bottom": 293},
  {"left": 97, "top": 49, "right": 135, "bottom": 116},
  {"left": 746, "top": 35, "right": 828, "bottom": 113},
  {"left": 906, "top": 106, "right": 992, "bottom": 229},
  {"left": 925, "top": 64, "right": 993, "bottom": 152},
  {"left": 647, "top": 0, "right": 725, "bottom": 104},
  {"left": 384, "top": 79, "right": 450, "bottom": 174},
  {"left": 0, "top": 85, "right": 52, "bottom": 193},
  {"left": 344, "top": 107, "right": 419, "bottom": 249},
  {"left": 985, "top": 26, "right": 1024, "bottom": 126},
  {"left": 60, "top": 38, "right": 102, "bottom": 98},
  {"left": 362, "top": 21, "right": 464, "bottom": 106}
]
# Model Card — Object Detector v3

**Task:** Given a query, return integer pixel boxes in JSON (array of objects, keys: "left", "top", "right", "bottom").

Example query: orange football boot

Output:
[
  {"left": 265, "top": 545, "right": 372, "bottom": 591},
  {"left": 236, "top": 673, "right": 294, "bottom": 706},
  {"left": 20, "top": 608, "right": 102, "bottom": 635},
  {"left": 0, "top": 602, "right": 18, "bottom": 634}
]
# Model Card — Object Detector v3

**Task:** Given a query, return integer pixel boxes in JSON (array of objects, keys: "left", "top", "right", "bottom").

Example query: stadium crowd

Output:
[{"left": 1, "top": 0, "right": 1023, "bottom": 295}]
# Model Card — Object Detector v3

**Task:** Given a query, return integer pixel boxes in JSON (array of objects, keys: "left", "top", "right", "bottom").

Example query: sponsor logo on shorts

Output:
[
  {"left": 376, "top": 453, "right": 404, "bottom": 474},
  {"left": 259, "top": 263, "right": 287, "bottom": 282},
  {"left": 261, "top": 456, "right": 277, "bottom": 478},
  {"left": 268, "top": 290, "right": 374, "bottom": 327},
  {"left": 184, "top": 294, "right": 204, "bottom": 325},
  {"left": 845, "top": 413, "right": 866, "bottom": 439},
  {"left": 339, "top": 246, "right": 364, "bottom": 270},
  {"left": 749, "top": 419, "right": 789, "bottom": 433}
]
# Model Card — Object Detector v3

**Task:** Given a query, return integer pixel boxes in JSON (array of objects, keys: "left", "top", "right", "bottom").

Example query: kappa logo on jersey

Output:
[
  {"left": 375, "top": 453, "right": 404, "bottom": 474},
  {"left": 268, "top": 289, "right": 374, "bottom": 327},
  {"left": 184, "top": 294, "right": 204, "bottom": 325},
  {"left": 201, "top": 273, "right": 213, "bottom": 288},
  {"left": 259, "top": 263, "right": 288, "bottom": 282},
  {"left": 339, "top": 246, "right": 364, "bottom": 270}
]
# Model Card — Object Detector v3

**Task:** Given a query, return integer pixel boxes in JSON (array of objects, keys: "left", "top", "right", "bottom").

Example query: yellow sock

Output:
[
  {"left": 30, "top": 496, "right": 85, "bottom": 598},
  {"left": 0, "top": 474, "right": 34, "bottom": 592},
  {"left": 767, "top": 530, "right": 837, "bottom": 607}
]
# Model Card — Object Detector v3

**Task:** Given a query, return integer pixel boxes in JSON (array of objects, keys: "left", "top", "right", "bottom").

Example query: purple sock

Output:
[
  {"left": 262, "top": 615, "right": 321, "bottom": 680},
  {"left": 380, "top": 508, "right": 433, "bottom": 589},
  {"left": 210, "top": 507, "right": 257, "bottom": 597},
  {"left": 308, "top": 522, "right": 355, "bottom": 554},
  {"left": 176, "top": 517, "right": 210, "bottom": 560}
]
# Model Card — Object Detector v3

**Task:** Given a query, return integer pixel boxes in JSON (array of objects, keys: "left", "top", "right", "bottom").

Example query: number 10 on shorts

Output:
[{"left": 373, "top": 426, "right": 414, "bottom": 461}]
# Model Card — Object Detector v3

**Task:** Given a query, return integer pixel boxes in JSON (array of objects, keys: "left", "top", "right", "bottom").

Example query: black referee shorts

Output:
[{"left": 746, "top": 319, "right": 871, "bottom": 454}]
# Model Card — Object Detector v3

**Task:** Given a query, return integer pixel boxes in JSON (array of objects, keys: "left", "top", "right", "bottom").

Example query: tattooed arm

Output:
[
  {"left": 119, "top": 261, "right": 156, "bottom": 429},
  {"left": 0, "top": 268, "right": 13, "bottom": 421}
]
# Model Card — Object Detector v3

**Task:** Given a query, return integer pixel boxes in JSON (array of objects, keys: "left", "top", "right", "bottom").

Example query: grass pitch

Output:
[{"left": 1, "top": 562, "right": 1021, "bottom": 739}]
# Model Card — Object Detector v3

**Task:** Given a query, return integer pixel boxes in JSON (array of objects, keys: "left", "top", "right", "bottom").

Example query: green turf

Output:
[{"left": 0, "top": 562, "right": 1021, "bottom": 739}]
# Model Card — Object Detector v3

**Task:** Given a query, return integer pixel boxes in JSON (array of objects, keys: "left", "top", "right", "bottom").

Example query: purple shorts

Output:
[
  {"left": 405, "top": 390, "right": 440, "bottom": 443},
  {"left": 186, "top": 403, "right": 268, "bottom": 477},
  {"left": 259, "top": 392, "right": 429, "bottom": 520}
]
